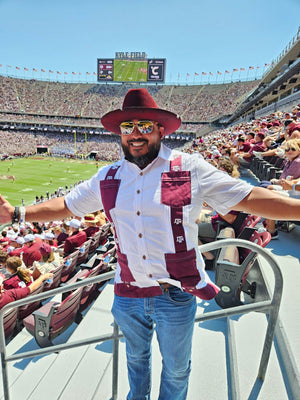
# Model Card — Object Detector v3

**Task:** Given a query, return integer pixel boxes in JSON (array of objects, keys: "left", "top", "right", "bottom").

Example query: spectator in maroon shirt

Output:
[
  {"left": 0, "top": 272, "right": 53, "bottom": 310},
  {"left": 238, "top": 132, "right": 266, "bottom": 165},
  {"left": 53, "top": 224, "right": 69, "bottom": 246},
  {"left": 83, "top": 214, "right": 100, "bottom": 238},
  {"left": 63, "top": 219, "right": 87, "bottom": 256},
  {"left": 22, "top": 234, "right": 42, "bottom": 267},
  {"left": 7, "top": 236, "right": 25, "bottom": 257},
  {"left": 246, "top": 131, "right": 256, "bottom": 144},
  {"left": 237, "top": 137, "right": 251, "bottom": 153},
  {"left": 3, "top": 256, "right": 32, "bottom": 290}
]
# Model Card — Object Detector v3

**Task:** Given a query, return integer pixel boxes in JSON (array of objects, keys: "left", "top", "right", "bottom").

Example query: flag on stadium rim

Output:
[
  {"left": 209, "top": 72, "right": 213, "bottom": 75},
  {"left": 33, "top": 68, "right": 37, "bottom": 72},
  {"left": 0, "top": 64, "right": 2, "bottom": 67},
  {"left": 49, "top": 70, "right": 54, "bottom": 73},
  {"left": 57, "top": 71, "right": 61, "bottom": 74},
  {"left": 41, "top": 69, "right": 45, "bottom": 72},
  {"left": 240, "top": 67, "right": 245, "bottom": 71},
  {"left": 187, "top": 73, "right": 190, "bottom": 76},
  {"left": 249, "top": 66, "right": 254, "bottom": 70},
  {"left": 217, "top": 71, "right": 222, "bottom": 75},
  {"left": 24, "top": 68, "right": 28, "bottom": 71},
  {"left": 93, "top": 72, "right": 96, "bottom": 75},
  {"left": 64, "top": 72, "right": 68, "bottom": 75},
  {"left": 256, "top": 66, "right": 260, "bottom": 69},
  {"left": 233, "top": 68, "right": 238, "bottom": 72},
  {"left": 195, "top": 72, "right": 199, "bottom": 76},
  {"left": 86, "top": 72, "right": 91, "bottom": 75},
  {"left": 264, "top": 63, "right": 270, "bottom": 66},
  {"left": 202, "top": 72, "right": 207, "bottom": 75},
  {"left": 16, "top": 66, "right": 20, "bottom": 70},
  {"left": 72, "top": 72, "right": 76, "bottom": 75},
  {"left": 225, "top": 70, "right": 230, "bottom": 73},
  {"left": 7, "top": 65, "right": 12, "bottom": 68}
]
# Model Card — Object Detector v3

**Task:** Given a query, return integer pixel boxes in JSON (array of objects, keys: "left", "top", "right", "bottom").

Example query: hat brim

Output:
[{"left": 101, "top": 108, "right": 181, "bottom": 136}]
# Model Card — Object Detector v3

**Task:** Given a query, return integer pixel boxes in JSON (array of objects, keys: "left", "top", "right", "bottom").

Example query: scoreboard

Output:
[{"left": 97, "top": 58, "right": 166, "bottom": 83}]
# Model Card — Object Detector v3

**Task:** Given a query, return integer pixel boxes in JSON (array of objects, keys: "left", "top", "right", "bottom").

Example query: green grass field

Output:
[
  {"left": 0, "top": 157, "right": 111, "bottom": 206},
  {"left": 114, "top": 60, "right": 147, "bottom": 82}
]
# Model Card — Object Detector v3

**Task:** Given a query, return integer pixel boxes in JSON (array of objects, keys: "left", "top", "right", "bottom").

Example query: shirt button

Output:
[
  {"left": 139, "top": 172, "right": 143, "bottom": 176},
  {"left": 142, "top": 255, "right": 146, "bottom": 260},
  {"left": 149, "top": 274, "right": 153, "bottom": 278},
  {"left": 137, "top": 211, "right": 140, "bottom": 216},
  {"left": 138, "top": 233, "right": 143, "bottom": 238},
  {"left": 137, "top": 190, "right": 140, "bottom": 194}
]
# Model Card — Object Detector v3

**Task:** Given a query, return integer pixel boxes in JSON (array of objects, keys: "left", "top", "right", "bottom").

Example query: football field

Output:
[
  {"left": 114, "top": 60, "right": 147, "bottom": 82},
  {"left": 0, "top": 157, "right": 110, "bottom": 206}
]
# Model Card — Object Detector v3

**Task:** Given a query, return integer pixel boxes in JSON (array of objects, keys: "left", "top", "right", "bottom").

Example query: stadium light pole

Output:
[{"left": 84, "top": 131, "right": 87, "bottom": 157}]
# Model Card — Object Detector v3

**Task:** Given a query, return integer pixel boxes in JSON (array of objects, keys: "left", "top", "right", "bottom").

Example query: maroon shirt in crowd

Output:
[{"left": 63, "top": 231, "right": 87, "bottom": 255}]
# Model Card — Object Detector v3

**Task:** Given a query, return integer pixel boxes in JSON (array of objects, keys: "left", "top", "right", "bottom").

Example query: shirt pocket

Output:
[
  {"left": 165, "top": 248, "right": 200, "bottom": 287},
  {"left": 161, "top": 171, "right": 191, "bottom": 208}
]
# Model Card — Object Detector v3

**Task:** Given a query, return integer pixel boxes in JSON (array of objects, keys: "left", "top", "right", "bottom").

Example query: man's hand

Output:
[{"left": 0, "top": 194, "right": 14, "bottom": 225}]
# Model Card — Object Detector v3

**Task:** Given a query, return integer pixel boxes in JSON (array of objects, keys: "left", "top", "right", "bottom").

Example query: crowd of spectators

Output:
[
  {"left": 182, "top": 103, "right": 300, "bottom": 238},
  {"left": 0, "top": 207, "right": 108, "bottom": 311},
  {"left": 0, "top": 76, "right": 258, "bottom": 124}
]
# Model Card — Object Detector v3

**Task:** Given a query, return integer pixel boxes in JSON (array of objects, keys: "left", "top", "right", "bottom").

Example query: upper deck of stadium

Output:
[{"left": 0, "top": 76, "right": 259, "bottom": 125}]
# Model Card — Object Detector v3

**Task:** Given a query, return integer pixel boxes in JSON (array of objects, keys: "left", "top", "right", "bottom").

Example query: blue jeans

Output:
[{"left": 111, "top": 287, "right": 197, "bottom": 400}]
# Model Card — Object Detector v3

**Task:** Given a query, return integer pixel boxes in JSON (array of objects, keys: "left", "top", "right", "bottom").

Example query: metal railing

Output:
[{"left": 0, "top": 239, "right": 283, "bottom": 400}]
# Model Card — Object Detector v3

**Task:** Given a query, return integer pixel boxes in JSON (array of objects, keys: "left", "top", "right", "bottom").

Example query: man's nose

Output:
[{"left": 131, "top": 124, "right": 143, "bottom": 137}]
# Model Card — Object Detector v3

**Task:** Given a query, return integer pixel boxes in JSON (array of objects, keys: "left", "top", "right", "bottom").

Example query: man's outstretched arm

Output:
[
  {"left": 0, "top": 194, "right": 73, "bottom": 225},
  {"left": 233, "top": 186, "right": 300, "bottom": 220}
]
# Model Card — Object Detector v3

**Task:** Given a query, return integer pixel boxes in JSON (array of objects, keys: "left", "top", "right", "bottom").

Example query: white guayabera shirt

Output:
[{"left": 65, "top": 144, "right": 252, "bottom": 298}]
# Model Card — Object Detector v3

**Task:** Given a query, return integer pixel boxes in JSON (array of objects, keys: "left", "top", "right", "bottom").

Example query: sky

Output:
[{"left": 1, "top": 0, "right": 300, "bottom": 85}]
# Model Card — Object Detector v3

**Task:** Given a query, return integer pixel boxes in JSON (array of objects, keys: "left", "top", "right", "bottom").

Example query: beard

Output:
[{"left": 122, "top": 139, "right": 161, "bottom": 169}]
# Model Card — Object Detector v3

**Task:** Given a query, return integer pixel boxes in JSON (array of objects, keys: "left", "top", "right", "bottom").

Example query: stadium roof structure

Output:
[{"left": 226, "top": 31, "right": 300, "bottom": 123}]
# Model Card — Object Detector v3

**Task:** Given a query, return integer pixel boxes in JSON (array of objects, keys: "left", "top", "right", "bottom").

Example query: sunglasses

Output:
[
  {"left": 285, "top": 147, "right": 297, "bottom": 152},
  {"left": 119, "top": 120, "right": 155, "bottom": 135}
]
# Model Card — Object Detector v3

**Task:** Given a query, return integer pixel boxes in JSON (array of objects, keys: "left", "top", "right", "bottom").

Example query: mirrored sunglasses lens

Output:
[
  {"left": 137, "top": 121, "right": 154, "bottom": 134},
  {"left": 120, "top": 122, "right": 134, "bottom": 135}
]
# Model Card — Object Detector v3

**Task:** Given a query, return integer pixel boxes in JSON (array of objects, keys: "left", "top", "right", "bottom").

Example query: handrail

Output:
[{"left": 0, "top": 239, "right": 283, "bottom": 400}]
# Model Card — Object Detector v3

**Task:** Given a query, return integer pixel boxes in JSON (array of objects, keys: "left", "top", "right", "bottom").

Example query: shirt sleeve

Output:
[
  {"left": 193, "top": 156, "right": 253, "bottom": 215},
  {"left": 65, "top": 169, "right": 106, "bottom": 216}
]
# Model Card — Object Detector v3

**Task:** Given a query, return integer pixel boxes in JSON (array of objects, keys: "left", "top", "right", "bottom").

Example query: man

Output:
[
  {"left": 63, "top": 219, "right": 87, "bottom": 256},
  {"left": 236, "top": 136, "right": 251, "bottom": 153},
  {"left": 22, "top": 233, "right": 42, "bottom": 267},
  {"left": 7, "top": 236, "right": 25, "bottom": 257},
  {"left": 82, "top": 214, "right": 100, "bottom": 238},
  {"left": 238, "top": 131, "right": 266, "bottom": 166},
  {"left": 1, "top": 89, "right": 300, "bottom": 399}
]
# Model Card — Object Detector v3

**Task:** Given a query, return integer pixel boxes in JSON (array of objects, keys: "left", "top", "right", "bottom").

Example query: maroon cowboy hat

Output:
[{"left": 101, "top": 88, "right": 181, "bottom": 136}]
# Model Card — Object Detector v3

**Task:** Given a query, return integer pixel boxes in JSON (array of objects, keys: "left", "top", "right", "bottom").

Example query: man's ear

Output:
[{"left": 159, "top": 126, "right": 164, "bottom": 139}]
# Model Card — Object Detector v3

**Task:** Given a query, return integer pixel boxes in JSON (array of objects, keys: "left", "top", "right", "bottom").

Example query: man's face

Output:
[{"left": 121, "top": 119, "right": 164, "bottom": 169}]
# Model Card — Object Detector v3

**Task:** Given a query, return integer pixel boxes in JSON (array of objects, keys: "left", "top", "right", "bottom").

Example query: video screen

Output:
[{"left": 97, "top": 58, "right": 165, "bottom": 83}]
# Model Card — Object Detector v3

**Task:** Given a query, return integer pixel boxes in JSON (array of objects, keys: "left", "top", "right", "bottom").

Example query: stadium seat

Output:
[
  {"left": 3, "top": 307, "right": 18, "bottom": 341},
  {"left": 60, "top": 250, "right": 79, "bottom": 283},
  {"left": 23, "top": 287, "right": 83, "bottom": 348},
  {"left": 17, "top": 283, "right": 44, "bottom": 330}
]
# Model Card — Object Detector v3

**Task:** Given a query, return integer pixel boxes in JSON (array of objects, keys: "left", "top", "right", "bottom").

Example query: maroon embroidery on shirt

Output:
[
  {"left": 161, "top": 156, "right": 190, "bottom": 252},
  {"left": 117, "top": 250, "right": 136, "bottom": 283},
  {"left": 100, "top": 165, "right": 121, "bottom": 222}
]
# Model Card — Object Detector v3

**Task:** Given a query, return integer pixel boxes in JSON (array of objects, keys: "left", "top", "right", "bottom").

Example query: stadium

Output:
[{"left": 0, "top": 23, "right": 300, "bottom": 400}]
